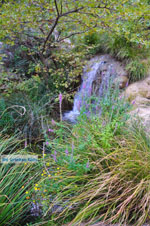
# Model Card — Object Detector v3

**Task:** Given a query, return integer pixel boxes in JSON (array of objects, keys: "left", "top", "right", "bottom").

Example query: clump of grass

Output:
[
  {"left": 126, "top": 58, "right": 149, "bottom": 82},
  {"left": 0, "top": 134, "right": 41, "bottom": 225},
  {"left": 49, "top": 124, "right": 150, "bottom": 226}
]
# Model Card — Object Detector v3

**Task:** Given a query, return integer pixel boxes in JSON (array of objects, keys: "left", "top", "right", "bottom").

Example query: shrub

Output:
[
  {"left": 126, "top": 58, "right": 148, "bottom": 82},
  {"left": 84, "top": 31, "right": 100, "bottom": 45}
]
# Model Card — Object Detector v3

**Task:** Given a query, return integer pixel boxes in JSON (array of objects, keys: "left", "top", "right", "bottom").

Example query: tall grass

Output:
[
  {"left": 0, "top": 134, "right": 41, "bottom": 225},
  {"left": 126, "top": 58, "right": 149, "bottom": 82},
  {"left": 45, "top": 123, "right": 150, "bottom": 226}
]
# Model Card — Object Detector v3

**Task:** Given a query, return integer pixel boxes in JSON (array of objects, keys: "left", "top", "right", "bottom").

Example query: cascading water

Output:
[{"left": 63, "top": 55, "right": 124, "bottom": 123}]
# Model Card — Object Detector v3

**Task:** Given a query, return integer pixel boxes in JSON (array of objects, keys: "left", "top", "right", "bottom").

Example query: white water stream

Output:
[{"left": 64, "top": 55, "right": 117, "bottom": 122}]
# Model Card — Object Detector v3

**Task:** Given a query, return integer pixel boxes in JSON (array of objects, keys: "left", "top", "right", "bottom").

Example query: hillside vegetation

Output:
[{"left": 0, "top": 1, "right": 150, "bottom": 225}]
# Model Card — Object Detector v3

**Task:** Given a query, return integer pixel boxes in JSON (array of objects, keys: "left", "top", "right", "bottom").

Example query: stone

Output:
[
  {"left": 91, "top": 55, "right": 128, "bottom": 95},
  {"left": 115, "top": 75, "right": 129, "bottom": 89},
  {"left": 125, "top": 76, "right": 150, "bottom": 102},
  {"left": 124, "top": 76, "right": 150, "bottom": 132}
]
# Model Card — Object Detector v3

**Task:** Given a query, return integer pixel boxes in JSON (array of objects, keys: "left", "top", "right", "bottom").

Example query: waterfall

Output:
[{"left": 63, "top": 55, "right": 120, "bottom": 123}]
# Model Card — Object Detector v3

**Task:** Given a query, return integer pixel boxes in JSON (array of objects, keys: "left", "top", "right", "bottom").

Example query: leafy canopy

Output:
[{"left": 0, "top": 0, "right": 150, "bottom": 47}]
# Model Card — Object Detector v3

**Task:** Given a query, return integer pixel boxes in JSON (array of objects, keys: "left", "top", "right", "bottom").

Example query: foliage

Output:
[
  {"left": 84, "top": 31, "right": 99, "bottom": 45},
  {"left": 0, "top": 0, "right": 150, "bottom": 47},
  {"left": 2, "top": 91, "right": 57, "bottom": 147},
  {"left": 1, "top": 0, "right": 150, "bottom": 225},
  {"left": 1, "top": 0, "right": 150, "bottom": 99}
]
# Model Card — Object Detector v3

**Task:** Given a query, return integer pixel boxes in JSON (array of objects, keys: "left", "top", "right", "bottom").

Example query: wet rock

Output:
[
  {"left": 91, "top": 55, "right": 128, "bottom": 95},
  {"left": 64, "top": 54, "right": 128, "bottom": 122},
  {"left": 115, "top": 75, "right": 129, "bottom": 89}
]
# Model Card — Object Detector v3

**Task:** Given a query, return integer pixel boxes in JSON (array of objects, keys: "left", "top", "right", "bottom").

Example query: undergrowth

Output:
[{"left": 34, "top": 115, "right": 150, "bottom": 225}]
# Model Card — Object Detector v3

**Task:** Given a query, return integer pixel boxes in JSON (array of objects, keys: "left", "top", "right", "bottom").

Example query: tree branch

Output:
[
  {"left": 42, "top": 16, "right": 59, "bottom": 53},
  {"left": 58, "top": 30, "right": 90, "bottom": 42},
  {"left": 61, "top": 7, "right": 84, "bottom": 17},
  {"left": 42, "top": 6, "right": 84, "bottom": 53},
  {"left": 54, "top": 0, "right": 60, "bottom": 16}
]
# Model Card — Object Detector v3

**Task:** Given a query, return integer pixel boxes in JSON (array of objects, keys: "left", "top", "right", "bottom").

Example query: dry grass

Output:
[{"left": 52, "top": 126, "right": 150, "bottom": 226}]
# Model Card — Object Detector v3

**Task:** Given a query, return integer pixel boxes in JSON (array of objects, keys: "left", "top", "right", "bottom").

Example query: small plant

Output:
[
  {"left": 84, "top": 31, "right": 100, "bottom": 45},
  {"left": 126, "top": 58, "right": 148, "bottom": 82}
]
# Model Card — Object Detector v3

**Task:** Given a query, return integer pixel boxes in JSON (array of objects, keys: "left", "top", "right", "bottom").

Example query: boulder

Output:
[
  {"left": 124, "top": 76, "right": 150, "bottom": 132},
  {"left": 125, "top": 76, "right": 150, "bottom": 102},
  {"left": 115, "top": 75, "right": 129, "bottom": 89}
]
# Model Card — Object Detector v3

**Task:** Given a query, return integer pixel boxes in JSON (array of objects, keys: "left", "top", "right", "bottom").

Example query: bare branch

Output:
[
  {"left": 58, "top": 30, "right": 90, "bottom": 42},
  {"left": 61, "top": 7, "right": 84, "bottom": 17},
  {"left": 42, "top": 16, "right": 59, "bottom": 53},
  {"left": 54, "top": 0, "right": 60, "bottom": 16},
  {"left": 60, "top": 0, "right": 63, "bottom": 14}
]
